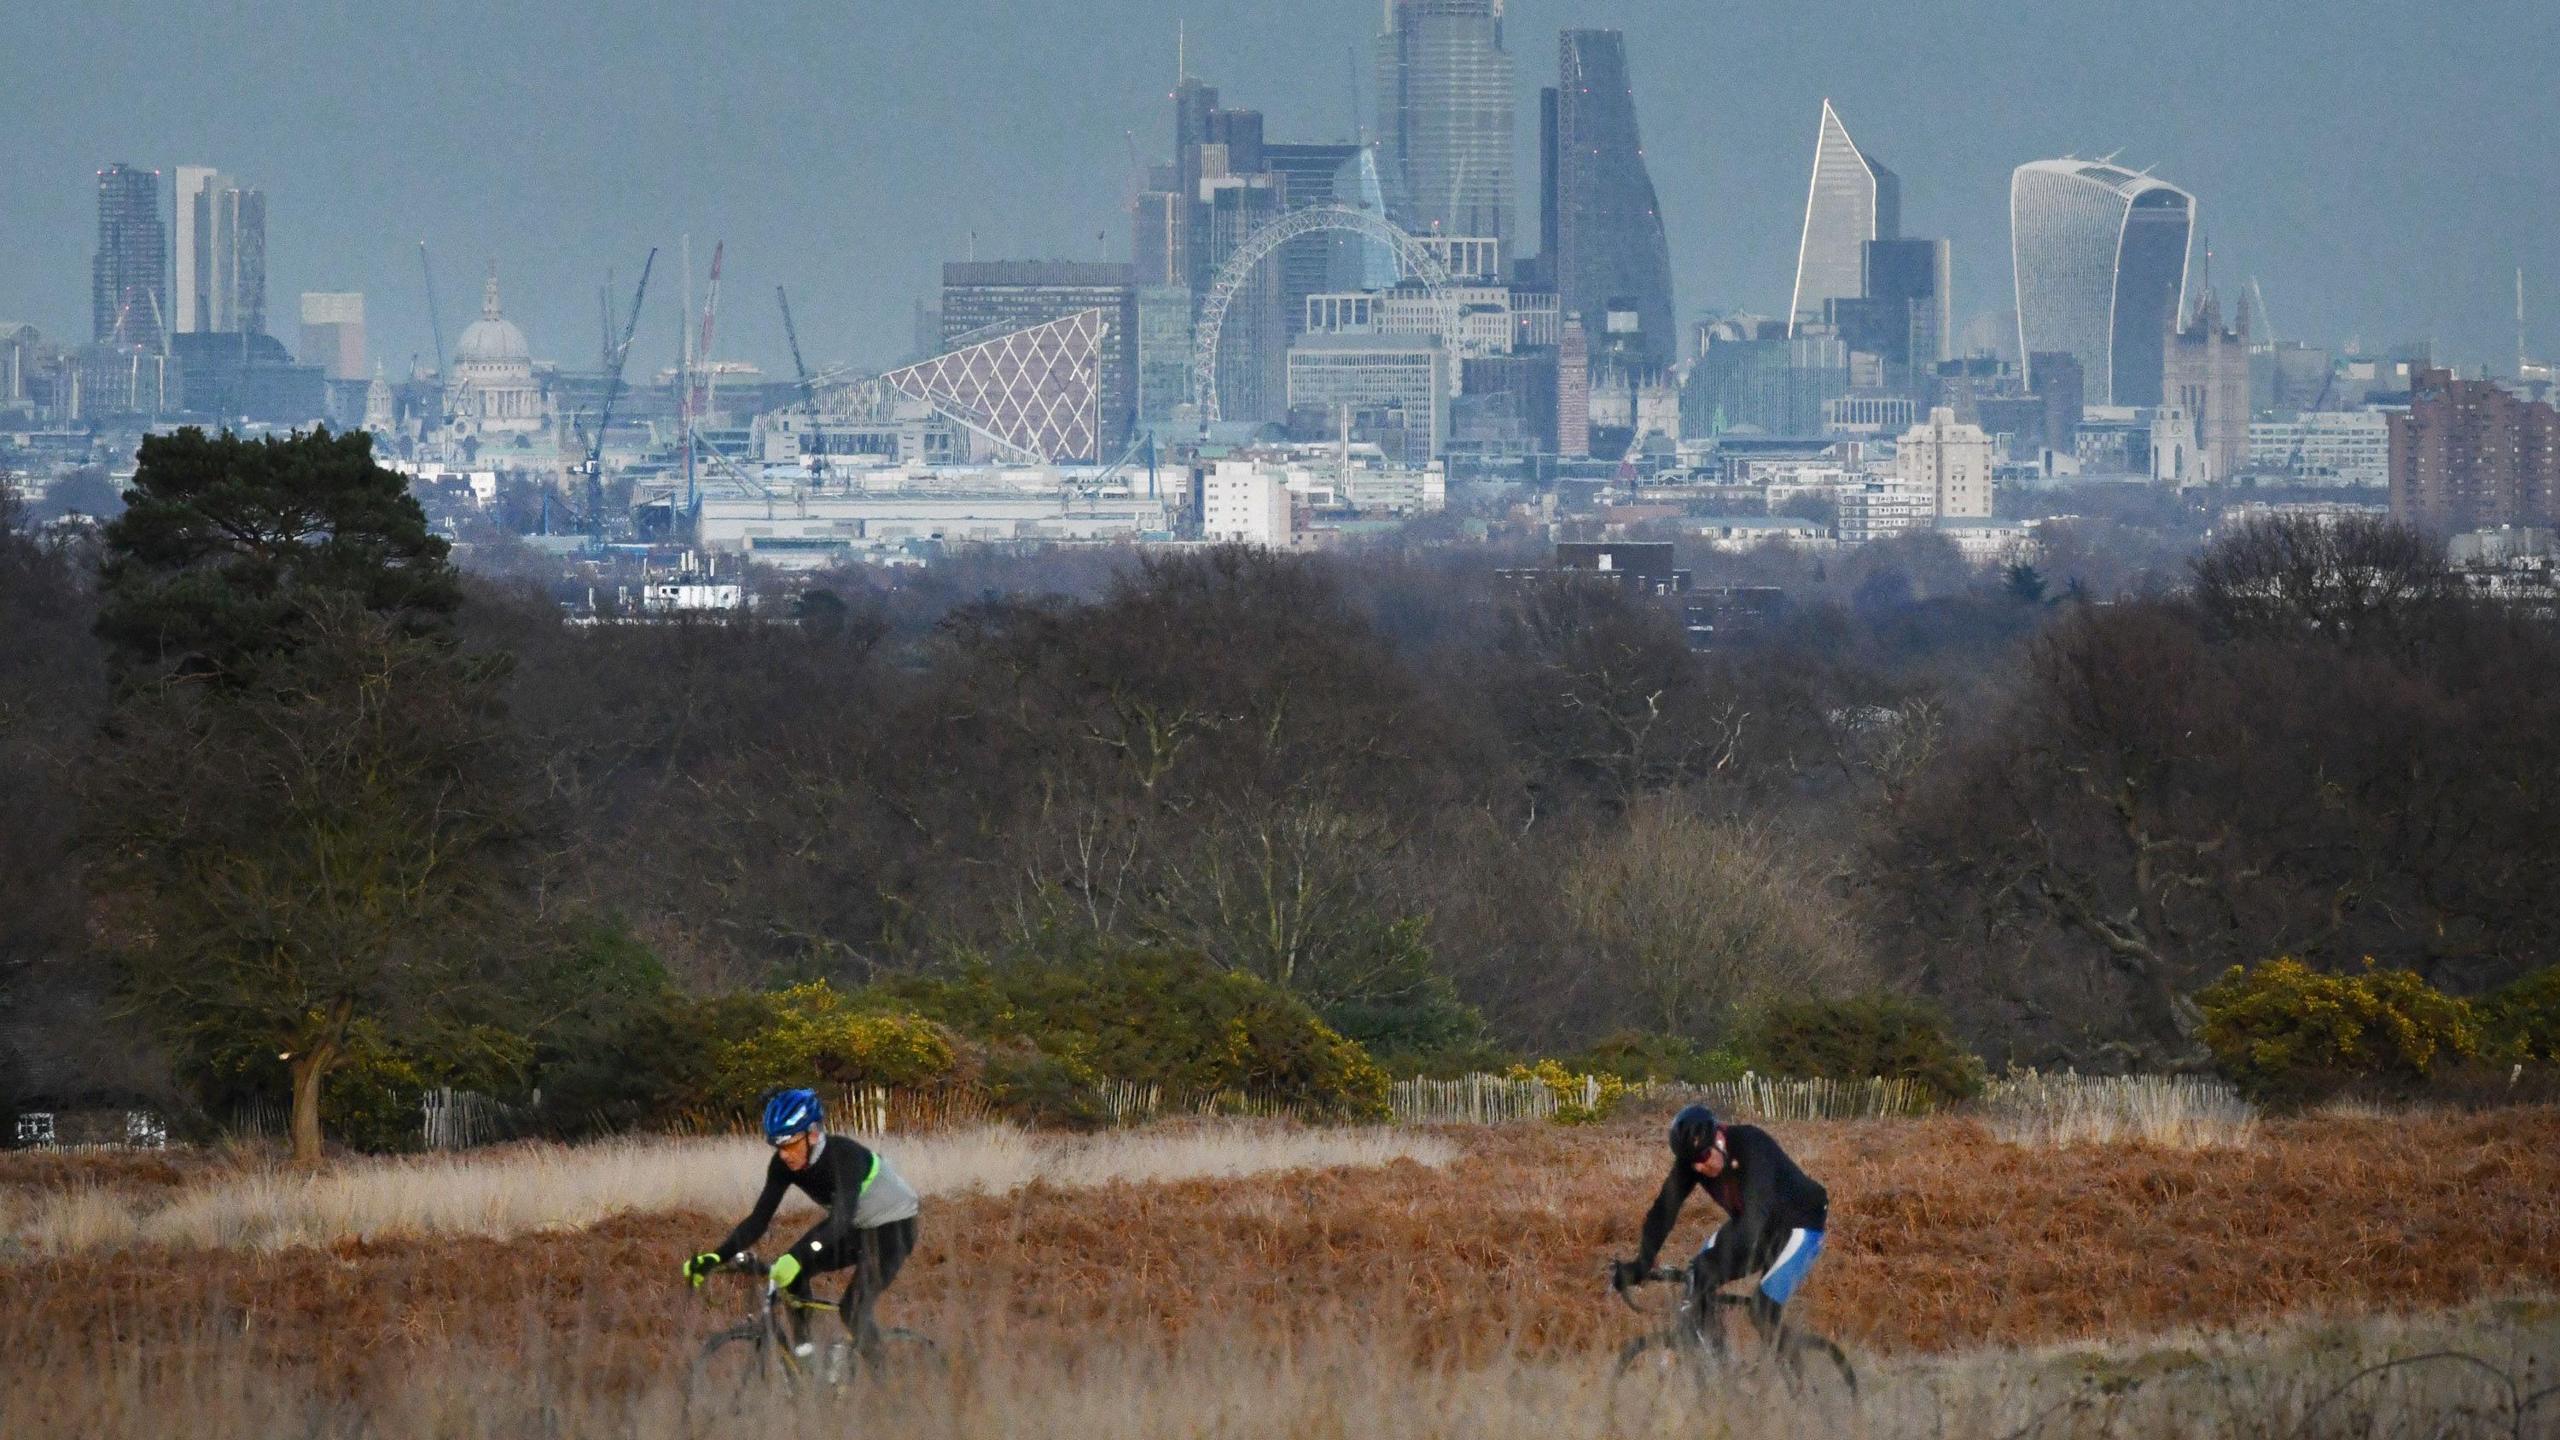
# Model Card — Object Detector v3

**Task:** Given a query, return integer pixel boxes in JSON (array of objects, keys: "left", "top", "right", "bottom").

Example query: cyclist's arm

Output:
[
  {"left": 1631, "top": 1163, "right": 1697, "bottom": 1273},
  {"left": 712, "top": 1157, "right": 789, "bottom": 1258}
]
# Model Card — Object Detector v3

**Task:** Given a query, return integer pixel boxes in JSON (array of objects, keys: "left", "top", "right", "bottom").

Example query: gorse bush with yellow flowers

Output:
[{"left": 2194, "top": 957, "right": 2560, "bottom": 1101}]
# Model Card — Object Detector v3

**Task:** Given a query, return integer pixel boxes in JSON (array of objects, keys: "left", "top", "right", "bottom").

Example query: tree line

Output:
[{"left": 3, "top": 431, "right": 2555, "bottom": 1158}]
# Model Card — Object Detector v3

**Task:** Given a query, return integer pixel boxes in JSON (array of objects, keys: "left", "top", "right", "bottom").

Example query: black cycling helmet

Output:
[{"left": 1668, "top": 1103, "right": 1720, "bottom": 1164}]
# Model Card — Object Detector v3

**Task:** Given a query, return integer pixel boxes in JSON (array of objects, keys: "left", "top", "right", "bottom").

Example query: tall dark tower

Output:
[
  {"left": 92, "top": 162, "right": 167, "bottom": 349},
  {"left": 1553, "top": 30, "right": 1674, "bottom": 368}
]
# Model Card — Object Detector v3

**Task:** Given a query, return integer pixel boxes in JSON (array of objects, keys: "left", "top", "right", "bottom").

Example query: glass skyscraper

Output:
[
  {"left": 1552, "top": 29, "right": 1674, "bottom": 369},
  {"left": 91, "top": 162, "right": 166, "bottom": 349},
  {"left": 1376, "top": 0, "right": 1515, "bottom": 248},
  {"left": 2011, "top": 159, "right": 2194, "bottom": 406},
  {"left": 1789, "top": 101, "right": 1899, "bottom": 337}
]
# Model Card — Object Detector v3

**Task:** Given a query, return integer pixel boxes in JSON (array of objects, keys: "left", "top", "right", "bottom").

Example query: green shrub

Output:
[
  {"left": 2480, "top": 966, "right": 2560, "bottom": 1064},
  {"left": 708, "top": 981, "right": 966, "bottom": 1105},
  {"left": 1562, "top": 1031, "right": 1749, "bottom": 1085},
  {"left": 532, "top": 990, "right": 765, "bottom": 1137},
  {"left": 1740, "top": 994, "right": 1983, "bottom": 1103},
  {"left": 868, "top": 946, "right": 1388, "bottom": 1118},
  {"left": 318, "top": 1021, "right": 532, "bottom": 1153},
  {"left": 2197, "top": 957, "right": 2486, "bottom": 1102}
]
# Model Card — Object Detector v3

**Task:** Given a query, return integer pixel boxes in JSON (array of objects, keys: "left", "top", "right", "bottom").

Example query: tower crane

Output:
[
  {"left": 418, "top": 241, "right": 448, "bottom": 426},
  {"left": 575, "top": 248, "right": 657, "bottom": 545},
  {"left": 776, "top": 284, "right": 828, "bottom": 490}
]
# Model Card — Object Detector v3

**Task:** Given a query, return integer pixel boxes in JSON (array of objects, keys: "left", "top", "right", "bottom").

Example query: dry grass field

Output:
[{"left": 4, "top": 1108, "right": 2557, "bottom": 1438}]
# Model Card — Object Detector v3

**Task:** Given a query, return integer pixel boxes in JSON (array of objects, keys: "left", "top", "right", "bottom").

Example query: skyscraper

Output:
[
  {"left": 1376, "top": 0, "right": 1515, "bottom": 246},
  {"left": 1862, "top": 238, "right": 1951, "bottom": 371},
  {"left": 1552, "top": 30, "right": 1674, "bottom": 369},
  {"left": 174, "top": 168, "right": 268, "bottom": 336},
  {"left": 2011, "top": 159, "right": 2194, "bottom": 406},
  {"left": 91, "top": 163, "right": 166, "bottom": 349},
  {"left": 1788, "top": 101, "right": 1899, "bottom": 336}
]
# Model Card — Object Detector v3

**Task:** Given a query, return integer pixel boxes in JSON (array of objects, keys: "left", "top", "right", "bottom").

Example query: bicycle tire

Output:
[
  {"left": 689, "top": 1324, "right": 782, "bottom": 1413},
  {"left": 1775, "top": 1326, "right": 1860, "bottom": 1406}
]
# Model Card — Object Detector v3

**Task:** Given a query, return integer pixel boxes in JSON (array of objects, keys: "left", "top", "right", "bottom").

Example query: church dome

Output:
[{"left": 452, "top": 265, "right": 529, "bottom": 365}]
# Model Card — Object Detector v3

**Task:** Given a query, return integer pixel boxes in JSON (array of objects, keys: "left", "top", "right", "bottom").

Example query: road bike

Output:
[
  {"left": 688, "top": 1255, "right": 940, "bottom": 1407},
  {"left": 1609, "top": 1263, "right": 1859, "bottom": 1408}
]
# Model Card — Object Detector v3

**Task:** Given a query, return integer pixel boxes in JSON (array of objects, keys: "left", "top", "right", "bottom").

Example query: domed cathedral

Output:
[{"left": 442, "top": 263, "right": 550, "bottom": 447}]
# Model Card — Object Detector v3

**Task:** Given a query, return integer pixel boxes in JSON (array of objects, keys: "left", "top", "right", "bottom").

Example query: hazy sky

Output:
[{"left": 5, "top": 0, "right": 2554, "bottom": 380}]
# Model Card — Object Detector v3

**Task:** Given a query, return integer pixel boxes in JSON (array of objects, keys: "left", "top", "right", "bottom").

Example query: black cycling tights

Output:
[{"left": 781, "top": 1216, "right": 918, "bottom": 1357}]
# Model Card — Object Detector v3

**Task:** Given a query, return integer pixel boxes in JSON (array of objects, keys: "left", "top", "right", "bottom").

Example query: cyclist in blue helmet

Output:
[
  {"left": 1611, "top": 1103, "right": 1831, "bottom": 1339},
  {"left": 682, "top": 1087, "right": 922, "bottom": 1361}
]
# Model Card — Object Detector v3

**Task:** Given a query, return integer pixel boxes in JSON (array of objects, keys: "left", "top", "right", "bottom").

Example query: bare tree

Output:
[{"left": 1565, "top": 797, "right": 1868, "bottom": 1041}]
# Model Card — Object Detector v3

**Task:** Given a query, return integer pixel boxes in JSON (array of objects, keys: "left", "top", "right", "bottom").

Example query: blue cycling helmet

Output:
[{"left": 761, "top": 1088, "right": 823, "bottom": 1145}]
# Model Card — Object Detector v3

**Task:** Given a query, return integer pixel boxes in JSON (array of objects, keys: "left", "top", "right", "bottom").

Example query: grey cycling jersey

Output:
[{"left": 852, "top": 1150, "right": 919, "bottom": 1226}]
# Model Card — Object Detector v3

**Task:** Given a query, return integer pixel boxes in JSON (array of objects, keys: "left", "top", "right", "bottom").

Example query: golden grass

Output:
[
  {"left": 1980, "top": 1072, "right": 2263, "bottom": 1150},
  {"left": 7, "top": 1123, "right": 1456, "bottom": 1255}
]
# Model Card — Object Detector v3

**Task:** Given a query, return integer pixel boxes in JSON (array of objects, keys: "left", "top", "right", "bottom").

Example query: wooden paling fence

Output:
[
  {"left": 1388, "top": 1074, "right": 1562, "bottom": 1125},
  {"left": 1649, "top": 1073, "right": 1932, "bottom": 1123},
  {"left": 1388, "top": 1072, "right": 1933, "bottom": 1126},
  {"left": 421, "top": 1087, "right": 538, "bottom": 1150}
]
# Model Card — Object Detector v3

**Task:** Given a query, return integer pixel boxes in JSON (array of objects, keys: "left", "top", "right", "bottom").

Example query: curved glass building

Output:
[
  {"left": 2011, "top": 160, "right": 2194, "bottom": 406},
  {"left": 1554, "top": 29, "right": 1675, "bottom": 367}
]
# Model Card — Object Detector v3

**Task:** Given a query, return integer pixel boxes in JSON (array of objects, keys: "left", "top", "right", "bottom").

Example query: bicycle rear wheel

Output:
[{"left": 1775, "top": 1325, "right": 1860, "bottom": 1410}]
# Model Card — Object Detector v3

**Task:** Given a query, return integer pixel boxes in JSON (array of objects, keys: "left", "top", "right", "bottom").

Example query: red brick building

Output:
[{"left": 2389, "top": 368, "right": 2560, "bottom": 531}]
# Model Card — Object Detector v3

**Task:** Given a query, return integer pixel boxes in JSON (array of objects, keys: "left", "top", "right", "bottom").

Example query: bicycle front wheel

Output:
[{"left": 689, "top": 1324, "right": 783, "bottom": 1415}]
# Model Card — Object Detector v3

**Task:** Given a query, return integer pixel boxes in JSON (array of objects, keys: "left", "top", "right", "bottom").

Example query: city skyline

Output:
[{"left": 4, "top": 0, "right": 2554, "bottom": 382}]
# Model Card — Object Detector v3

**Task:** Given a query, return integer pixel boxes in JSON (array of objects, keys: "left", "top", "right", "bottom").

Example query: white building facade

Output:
[
  {"left": 1203, "top": 459, "right": 1296, "bottom": 548},
  {"left": 1894, "top": 406, "right": 1996, "bottom": 519},
  {"left": 2246, "top": 411, "right": 2392, "bottom": 487}
]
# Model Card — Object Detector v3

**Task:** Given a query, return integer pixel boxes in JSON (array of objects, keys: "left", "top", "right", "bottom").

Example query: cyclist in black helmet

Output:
[
  {"left": 1611, "top": 1104, "right": 1830, "bottom": 1335},
  {"left": 680, "top": 1088, "right": 922, "bottom": 1361}
]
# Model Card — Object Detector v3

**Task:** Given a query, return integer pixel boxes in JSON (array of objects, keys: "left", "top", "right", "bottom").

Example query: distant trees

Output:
[{"left": 1878, "top": 517, "right": 2560, "bottom": 1066}]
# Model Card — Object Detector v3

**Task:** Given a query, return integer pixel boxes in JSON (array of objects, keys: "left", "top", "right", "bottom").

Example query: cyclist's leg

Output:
[
  {"left": 781, "top": 1265, "right": 821, "bottom": 1352},
  {"left": 1684, "top": 1221, "right": 1750, "bottom": 1347},
  {"left": 837, "top": 1216, "right": 918, "bottom": 1359},
  {"left": 1747, "top": 1228, "right": 1826, "bottom": 1353}
]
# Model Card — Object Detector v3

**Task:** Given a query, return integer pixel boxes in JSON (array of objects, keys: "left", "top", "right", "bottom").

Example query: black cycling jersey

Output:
[
  {"left": 714, "top": 1133, "right": 896, "bottom": 1272},
  {"left": 1631, "top": 1122, "right": 1828, "bottom": 1275}
]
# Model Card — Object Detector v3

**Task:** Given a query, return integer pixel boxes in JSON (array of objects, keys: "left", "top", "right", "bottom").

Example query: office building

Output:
[
  {"left": 1895, "top": 406, "right": 1996, "bottom": 519},
  {"left": 1789, "top": 101, "right": 1900, "bottom": 336},
  {"left": 1684, "top": 322, "right": 1849, "bottom": 437},
  {"left": 1376, "top": 0, "right": 1515, "bottom": 246},
  {"left": 1134, "top": 285, "right": 1194, "bottom": 431},
  {"left": 1287, "top": 334, "right": 1449, "bottom": 468},
  {"left": 1202, "top": 459, "right": 1297, "bottom": 547},
  {"left": 2011, "top": 159, "right": 2194, "bottom": 406},
  {"left": 1267, "top": 142, "right": 1397, "bottom": 335},
  {"left": 91, "top": 163, "right": 166, "bottom": 349},
  {"left": 2028, "top": 349, "right": 2084, "bottom": 455},
  {"left": 941, "top": 261, "right": 1137, "bottom": 449},
  {"left": 298, "top": 292, "right": 366, "bottom": 381},
  {"left": 1861, "top": 237, "right": 1950, "bottom": 371},
  {"left": 175, "top": 168, "right": 267, "bottom": 337},
  {"left": 1551, "top": 30, "right": 1674, "bottom": 368},
  {"left": 2248, "top": 411, "right": 2391, "bottom": 487},
  {"left": 2389, "top": 368, "right": 2560, "bottom": 531}
]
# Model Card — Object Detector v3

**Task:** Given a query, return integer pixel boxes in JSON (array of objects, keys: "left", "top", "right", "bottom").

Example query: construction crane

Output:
[
  {"left": 418, "top": 241, "right": 448, "bottom": 426},
  {"left": 574, "top": 248, "right": 658, "bottom": 545},
  {"left": 689, "top": 241, "right": 725, "bottom": 423},
  {"left": 776, "top": 284, "right": 829, "bottom": 491},
  {"left": 776, "top": 285, "right": 815, "bottom": 408}
]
